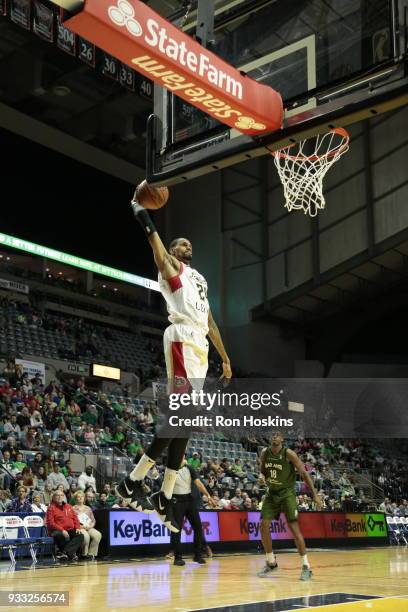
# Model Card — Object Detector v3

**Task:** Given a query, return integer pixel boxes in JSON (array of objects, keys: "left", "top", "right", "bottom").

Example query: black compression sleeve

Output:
[{"left": 131, "top": 200, "right": 157, "bottom": 237}]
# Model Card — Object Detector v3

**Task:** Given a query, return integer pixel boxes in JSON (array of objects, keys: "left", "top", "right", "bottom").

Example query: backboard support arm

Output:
[{"left": 195, "top": 0, "right": 216, "bottom": 49}]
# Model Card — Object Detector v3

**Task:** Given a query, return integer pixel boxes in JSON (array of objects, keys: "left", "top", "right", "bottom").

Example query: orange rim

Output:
[{"left": 272, "top": 127, "right": 350, "bottom": 162}]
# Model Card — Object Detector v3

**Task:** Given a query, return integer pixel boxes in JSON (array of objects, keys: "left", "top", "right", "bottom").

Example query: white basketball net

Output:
[{"left": 271, "top": 128, "right": 350, "bottom": 217}]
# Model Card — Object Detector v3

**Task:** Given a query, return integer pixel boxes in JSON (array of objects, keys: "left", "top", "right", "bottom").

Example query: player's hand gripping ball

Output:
[{"left": 134, "top": 180, "right": 169, "bottom": 210}]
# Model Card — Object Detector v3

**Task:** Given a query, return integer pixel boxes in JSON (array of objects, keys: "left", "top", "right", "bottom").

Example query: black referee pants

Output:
[{"left": 170, "top": 494, "right": 203, "bottom": 559}]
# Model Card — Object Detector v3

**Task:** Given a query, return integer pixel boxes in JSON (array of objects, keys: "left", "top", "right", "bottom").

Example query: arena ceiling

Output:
[{"left": 0, "top": 1, "right": 187, "bottom": 179}]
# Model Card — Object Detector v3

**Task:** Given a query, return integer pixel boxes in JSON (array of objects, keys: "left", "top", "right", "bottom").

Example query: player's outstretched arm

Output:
[
  {"left": 287, "top": 449, "right": 322, "bottom": 510},
  {"left": 194, "top": 478, "right": 216, "bottom": 506},
  {"left": 131, "top": 198, "right": 180, "bottom": 279},
  {"left": 208, "top": 309, "right": 232, "bottom": 379}
]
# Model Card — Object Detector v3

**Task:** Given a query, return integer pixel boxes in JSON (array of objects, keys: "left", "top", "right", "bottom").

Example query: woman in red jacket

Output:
[{"left": 46, "top": 491, "right": 84, "bottom": 562}]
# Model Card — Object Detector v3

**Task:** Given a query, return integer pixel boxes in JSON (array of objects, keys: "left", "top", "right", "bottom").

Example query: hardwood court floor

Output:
[{"left": 0, "top": 548, "right": 407, "bottom": 612}]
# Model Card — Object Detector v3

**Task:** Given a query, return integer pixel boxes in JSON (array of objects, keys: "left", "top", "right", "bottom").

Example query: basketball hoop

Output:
[{"left": 269, "top": 128, "right": 350, "bottom": 217}]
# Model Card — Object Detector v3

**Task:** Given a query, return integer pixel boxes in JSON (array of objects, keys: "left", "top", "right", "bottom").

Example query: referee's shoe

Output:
[{"left": 149, "top": 491, "right": 180, "bottom": 533}]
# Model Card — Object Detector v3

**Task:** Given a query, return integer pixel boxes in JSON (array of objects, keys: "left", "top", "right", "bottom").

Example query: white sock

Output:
[
  {"left": 129, "top": 454, "right": 155, "bottom": 481},
  {"left": 301, "top": 554, "right": 310, "bottom": 568},
  {"left": 266, "top": 552, "right": 276, "bottom": 565},
  {"left": 161, "top": 468, "right": 178, "bottom": 500}
]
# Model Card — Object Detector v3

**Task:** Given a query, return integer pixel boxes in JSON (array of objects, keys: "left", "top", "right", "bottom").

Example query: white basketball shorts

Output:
[{"left": 163, "top": 323, "right": 209, "bottom": 392}]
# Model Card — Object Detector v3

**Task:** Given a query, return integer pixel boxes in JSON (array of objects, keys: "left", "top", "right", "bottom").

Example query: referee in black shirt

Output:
[{"left": 171, "top": 457, "right": 215, "bottom": 566}]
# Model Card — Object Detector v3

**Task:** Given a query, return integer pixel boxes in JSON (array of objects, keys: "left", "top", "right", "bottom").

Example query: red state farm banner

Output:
[{"left": 62, "top": 0, "right": 283, "bottom": 135}]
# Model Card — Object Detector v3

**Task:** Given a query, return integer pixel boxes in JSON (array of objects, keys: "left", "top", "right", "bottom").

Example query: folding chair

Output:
[
  {"left": 0, "top": 516, "right": 37, "bottom": 565},
  {"left": 400, "top": 517, "right": 408, "bottom": 538},
  {"left": 394, "top": 517, "right": 408, "bottom": 545},
  {"left": 23, "top": 516, "right": 55, "bottom": 562},
  {"left": 386, "top": 516, "right": 404, "bottom": 545}
]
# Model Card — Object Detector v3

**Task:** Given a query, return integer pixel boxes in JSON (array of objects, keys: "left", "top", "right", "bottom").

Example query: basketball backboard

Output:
[{"left": 147, "top": 0, "right": 408, "bottom": 185}]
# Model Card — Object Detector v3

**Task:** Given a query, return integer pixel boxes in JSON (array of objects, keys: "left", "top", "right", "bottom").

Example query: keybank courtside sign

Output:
[
  {"left": 109, "top": 511, "right": 387, "bottom": 546},
  {"left": 62, "top": 0, "right": 283, "bottom": 135}
]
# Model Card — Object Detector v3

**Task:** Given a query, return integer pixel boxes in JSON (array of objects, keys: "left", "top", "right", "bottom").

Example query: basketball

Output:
[{"left": 135, "top": 180, "right": 169, "bottom": 210}]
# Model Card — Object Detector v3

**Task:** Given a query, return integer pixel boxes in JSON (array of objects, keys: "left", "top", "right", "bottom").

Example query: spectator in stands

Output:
[
  {"left": 112, "top": 425, "right": 125, "bottom": 444},
  {"left": 0, "top": 450, "right": 13, "bottom": 489},
  {"left": 97, "top": 427, "right": 113, "bottom": 446},
  {"left": 210, "top": 493, "right": 222, "bottom": 509},
  {"left": 0, "top": 489, "right": 11, "bottom": 512},
  {"left": 68, "top": 484, "right": 79, "bottom": 504},
  {"left": 35, "top": 466, "right": 47, "bottom": 492},
  {"left": 30, "top": 452, "right": 45, "bottom": 476},
  {"left": 231, "top": 458, "right": 247, "bottom": 478},
  {"left": 78, "top": 466, "right": 97, "bottom": 492},
  {"left": 72, "top": 490, "right": 102, "bottom": 560},
  {"left": 201, "top": 495, "right": 212, "bottom": 509},
  {"left": 53, "top": 421, "right": 69, "bottom": 441},
  {"left": 137, "top": 406, "right": 154, "bottom": 432},
  {"left": 47, "top": 462, "right": 69, "bottom": 492},
  {"left": 61, "top": 462, "right": 77, "bottom": 488},
  {"left": 12, "top": 452, "right": 27, "bottom": 474},
  {"left": 243, "top": 498, "right": 252, "bottom": 510},
  {"left": 3, "top": 361, "right": 17, "bottom": 383},
  {"left": 84, "top": 425, "right": 97, "bottom": 447},
  {"left": 85, "top": 489, "right": 96, "bottom": 507},
  {"left": 4, "top": 415, "right": 21, "bottom": 437},
  {"left": 219, "top": 491, "right": 231, "bottom": 509},
  {"left": 21, "top": 466, "right": 37, "bottom": 490},
  {"left": 66, "top": 400, "right": 82, "bottom": 425},
  {"left": 101, "top": 484, "right": 116, "bottom": 505},
  {"left": 17, "top": 407, "right": 31, "bottom": 429},
  {"left": 112, "top": 497, "right": 130, "bottom": 509},
  {"left": 82, "top": 404, "right": 98, "bottom": 427},
  {"left": 30, "top": 409, "right": 44, "bottom": 428},
  {"left": 338, "top": 472, "right": 355, "bottom": 496},
  {"left": 31, "top": 492, "right": 47, "bottom": 513},
  {"left": 398, "top": 499, "right": 408, "bottom": 517},
  {"left": 188, "top": 452, "right": 202, "bottom": 470},
  {"left": 230, "top": 488, "right": 244, "bottom": 509},
  {"left": 251, "top": 497, "right": 259, "bottom": 510},
  {"left": 95, "top": 492, "right": 110, "bottom": 509},
  {"left": 9, "top": 484, "right": 32, "bottom": 512},
  {"left": 127, "top": 437, "right": 142, "bottom": 457},
  {"left": 298, "top": 495, "right": 311, "bottom": 511},
  {"left": 378, "top": 473, "right": 386, "bottom": 488},
  {"left": 3, "top": 437, "right": 18, "bottom": 459},
  {"left": 46, "top": 491, "right": 84, "bottom": 562},
  {"left": 22, "top": 427, "right": 39, "bottom": 450},
  {"left": 321, "top": 466, "right": 333, "bottom": 490}
]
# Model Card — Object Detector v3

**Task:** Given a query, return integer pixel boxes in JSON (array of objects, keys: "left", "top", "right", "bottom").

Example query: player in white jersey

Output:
[{"left": 116, "top": 186, "right": 232, "bottom": 533}]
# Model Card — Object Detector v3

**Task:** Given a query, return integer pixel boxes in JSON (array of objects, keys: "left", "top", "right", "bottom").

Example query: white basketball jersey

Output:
[{"left": 159, "top": 263, "right": 209, "bottom": 333}]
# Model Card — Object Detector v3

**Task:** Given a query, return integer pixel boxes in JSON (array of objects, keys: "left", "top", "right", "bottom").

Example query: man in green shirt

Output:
[
  {"left": 112, "top": 427, "right": 125, "bottom": 443},
  {"left": 258, "top": 432, "right": 322, "bottom": 581},
  {"left": 82, "top": 405, "right": 98, "bottom": 426},
  {"left": 187, "top": 452, "right": 201, "bottom": 470},
  {"left": 12, "top": 452, "right": 27, "bottom": 473},
  {"left": 128, "top": 440, "right": 142, "bottom": 456}
]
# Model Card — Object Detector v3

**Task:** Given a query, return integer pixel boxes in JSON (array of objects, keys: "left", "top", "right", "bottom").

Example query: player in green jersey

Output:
[{"left": 257, "top": 432, "right": 322, "bottom": 581}]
